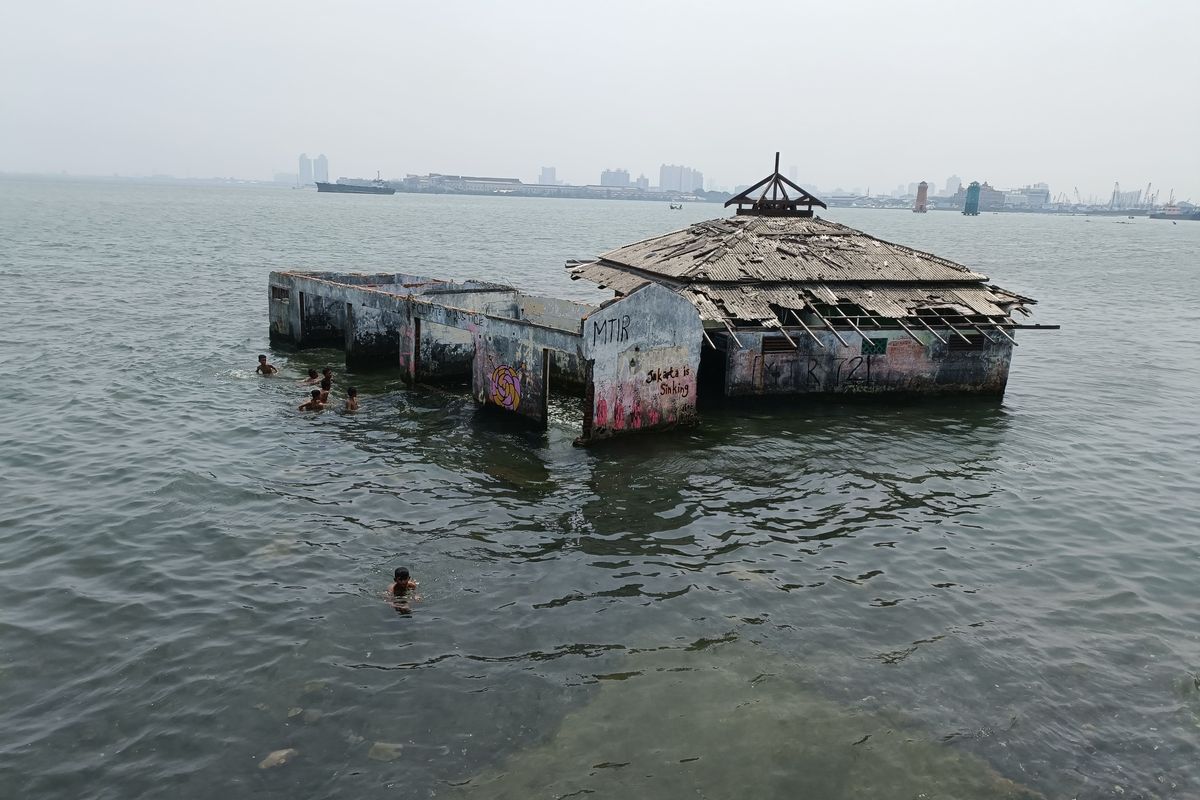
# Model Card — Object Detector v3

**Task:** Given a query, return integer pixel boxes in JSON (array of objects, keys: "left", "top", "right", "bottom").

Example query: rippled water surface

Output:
[{"left": 3, "top": 178, "right": 1199, "bottom": 799}]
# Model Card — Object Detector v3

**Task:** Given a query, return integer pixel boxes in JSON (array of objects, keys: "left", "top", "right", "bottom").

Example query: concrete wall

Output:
[
  {"left": 346, "top": 302, "right": 403, "bottom": 370},
  {"left": 269, "top": 271, "right": 583, "bottom": 411},
  {"left": 472, "top": 331, "right": 551, "bottom": 425},
  {"left": 419, "top": 320, "right": 474, "bottom": 383},
  {"left": 721, "top": 329, "right": 1014, "bottom": 396},
  {"left": 517, "top": 295, "right": 594, "bottom": 331},
  {"left": 580, "top": 283, "right": 704, "bottom": 443}
]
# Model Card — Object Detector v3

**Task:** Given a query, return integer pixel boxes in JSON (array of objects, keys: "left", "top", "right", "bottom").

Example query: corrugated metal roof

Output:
[
  {"left": 596, "top": 216, "right": 989, "bottom": 283},
  {"left": 568, "top": 213, "right": 1039, "bottom": 327},
  {"left": 567, "top": 261, "right": 651, "bottom": 295}
]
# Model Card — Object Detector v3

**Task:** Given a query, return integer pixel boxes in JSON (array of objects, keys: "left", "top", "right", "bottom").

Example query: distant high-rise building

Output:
[
  {"left": 659, "top": 164, "right": 682, "bottom": 192},
  {"left": 635, "top": 174, "right": 649, "bottom": 191},
  {"left": 907, "top": 182, "right": 919, "bottom": 196},
  {"left": 788, "top": 165, "right": 798, "bottom": 182},
  {"left": 298, "top": 153, "right": 313, "bottom": 185},
  {"left": 313, "top": 154, "right": 329, "bottom": 183},
  {"left": 538, "top": 166, "right": 557, "bottom": 185},
  {"left": 945, "top": 175, "right": 962, "bottom": 196},
  {"left": 659, "top": 164, "right": 703, "bottom": 193},
  {"left": 601, "top": 168, "right": 631, "bottom": 187}
]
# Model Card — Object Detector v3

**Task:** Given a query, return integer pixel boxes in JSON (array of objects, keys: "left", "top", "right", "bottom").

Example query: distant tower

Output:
[
  {"left": 913, "top": 181, "right": 929, "bottom": 213},
  {"left": 945, "top": 174, "right": 962, "bottom": 196},
  {"left": 313, "top": 154, "right": 329, "bottom": 183},
  {"left": 538, "top": 166, "right": 556, "bottom": 185},
  {"left": 298, "top": 153, "right": 313, "bottom": 185},
  {"left": 963, "top": 181, "right": 981, "bottom": 216}
]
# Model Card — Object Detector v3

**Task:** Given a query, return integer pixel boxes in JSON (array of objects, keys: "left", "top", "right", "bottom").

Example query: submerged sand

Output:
[{"left": 452, "top": 642, "right": 1042, "bottom": 799}]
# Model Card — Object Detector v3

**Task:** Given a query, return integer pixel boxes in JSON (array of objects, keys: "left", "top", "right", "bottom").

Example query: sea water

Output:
[{"left": 2, "top": 178, "right": 1198, "bottom": 798}]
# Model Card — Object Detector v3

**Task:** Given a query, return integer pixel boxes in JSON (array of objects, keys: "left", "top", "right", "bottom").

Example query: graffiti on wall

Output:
[
  {"left": 489, "top": 364, "right": 522, "bottom": 411},
  {"left": 645, "top": 365, "right": 692, "bottom": 397},
  {"left": 591, "top": 314, "right": 631, "bottom": 347}
]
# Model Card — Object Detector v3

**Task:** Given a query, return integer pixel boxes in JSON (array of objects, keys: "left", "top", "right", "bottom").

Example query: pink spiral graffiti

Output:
[{"left": 489, "top": 365, "right": 521, "bottom": 411}]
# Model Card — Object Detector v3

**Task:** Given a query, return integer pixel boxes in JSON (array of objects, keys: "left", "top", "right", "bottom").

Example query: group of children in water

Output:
[
  {"left": 255, "top": 355, "right": 359, "bottom": 413},
  {"left": 257, "top": 354, "right": 417, "bottom": 610}
]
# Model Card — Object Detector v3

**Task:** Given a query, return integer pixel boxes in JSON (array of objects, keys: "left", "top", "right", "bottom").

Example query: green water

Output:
[{"left": 2, "top": 178, "right": 1198, "bottom": 798}]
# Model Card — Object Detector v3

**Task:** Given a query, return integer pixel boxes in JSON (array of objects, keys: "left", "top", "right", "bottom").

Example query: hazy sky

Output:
[{"left": 4, "top": 1, "right": 1198, "bottom": 200}]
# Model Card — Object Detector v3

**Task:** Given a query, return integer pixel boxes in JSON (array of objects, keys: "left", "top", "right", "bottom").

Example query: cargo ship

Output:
[
  {"left": 316, "top": 172, "right": 395, "bottom": 195},
  {"left": 1149, "top": 206, "right": 1200, "bottom": 221}
]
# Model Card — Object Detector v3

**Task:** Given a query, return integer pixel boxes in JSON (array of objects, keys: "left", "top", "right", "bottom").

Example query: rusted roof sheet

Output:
[
  {"left": 594, "top": 215, "right": 989, "bottom": 283},
  {"left": 567, "top": 261, "right": 651, "bottom": 295}
]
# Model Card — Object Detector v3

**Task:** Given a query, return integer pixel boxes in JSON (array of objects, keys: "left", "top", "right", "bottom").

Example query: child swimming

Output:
[
  {"left": 389, "top": 567, "right": 417, "bottom": 596},
  {"left": 255, "top": 354, "right": 279, "bottom": 376},
  {"left": 297, "top": 388, "right": 325, "bottom": 412}
]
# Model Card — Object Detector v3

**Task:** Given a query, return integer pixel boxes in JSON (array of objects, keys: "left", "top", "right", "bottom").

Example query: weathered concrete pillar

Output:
[
  {"left": 268, "top": 275, "right": 299, "bottom": 346},
  {"left": 472, "top": 325, "right": 550, "bottom": 426},
  {"left": 579, "top": 283, "right": 704, "bottom": 444},
  {"left": 396, "top": 308, "right": 418, "bottom": 385}
]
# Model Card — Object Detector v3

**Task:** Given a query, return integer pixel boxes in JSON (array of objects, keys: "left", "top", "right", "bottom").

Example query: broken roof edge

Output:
[{"left": 587, "top": 277, "right": 659, "bottom": 314}]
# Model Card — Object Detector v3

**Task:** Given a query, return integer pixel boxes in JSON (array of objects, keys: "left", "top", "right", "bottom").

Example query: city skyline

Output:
[
  {"left": 3, "top": 2, "right": 1196, "bottom": 201},
  {"left": 284, "top": 155, "right": 1169, "bottom": 207}
]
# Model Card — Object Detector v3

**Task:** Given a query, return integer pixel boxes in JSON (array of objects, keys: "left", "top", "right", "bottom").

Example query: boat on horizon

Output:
[
  {"left": 1149, "top": 206, "right": 1200, "bottom": 221},
  {"left": 316, "top": 172, "right": 395, "bottom": 195}
]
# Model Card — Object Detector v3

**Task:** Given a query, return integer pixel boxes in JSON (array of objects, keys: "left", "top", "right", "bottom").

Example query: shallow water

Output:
[{"left": 2, "top": 179, "right": 1198, "bottom": 799}]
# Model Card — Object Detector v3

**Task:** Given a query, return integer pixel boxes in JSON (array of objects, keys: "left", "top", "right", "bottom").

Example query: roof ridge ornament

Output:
[{"left": 724, "top": 152, "right": 827, "bottom": 218}]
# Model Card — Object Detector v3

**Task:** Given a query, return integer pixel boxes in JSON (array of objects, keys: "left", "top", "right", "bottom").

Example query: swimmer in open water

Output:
[
  {"left": 255, "top": 354, "right": 279, "bottom": 376},
  {"left": 298, "top": 368, "right": 320, "bottom": 386},
  {"left": 319, "top": 377, "right": 332, "bottom": 403},
  {"left": 390, "top": 567, "right": 417, "bottom": 596},
  {"left": 389, "top": 567, "right": 419, "bottom": 615},
  {"left": 297, "top": 388, "right": 325, "bottom": 412},
  {"left": 344, "top": 386, "right": 359, "bottom": 412},
  {"left": 322, "top": 367, "right": 334, "bottom": 383}
]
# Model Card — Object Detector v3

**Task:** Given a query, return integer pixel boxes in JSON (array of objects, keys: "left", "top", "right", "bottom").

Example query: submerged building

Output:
[{"left": 268, "top": 157, "right": 1054, "bottom": 443}]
